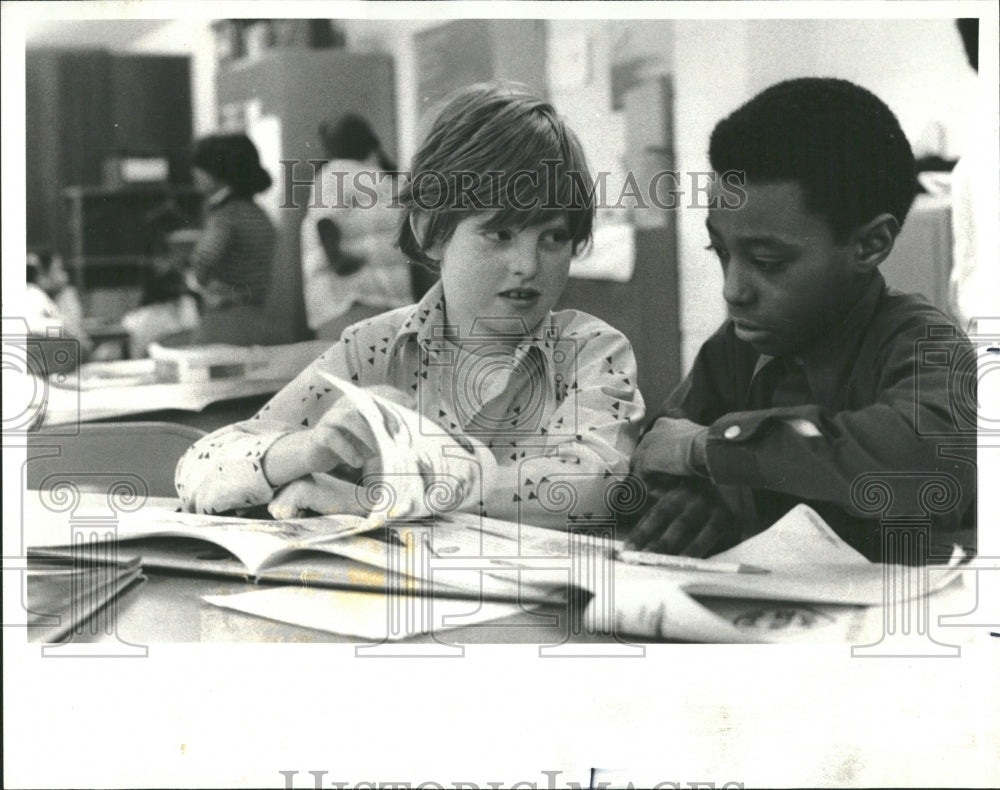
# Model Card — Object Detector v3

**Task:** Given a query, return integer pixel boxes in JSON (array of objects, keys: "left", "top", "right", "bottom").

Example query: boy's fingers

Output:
[
  {"left": 268, "top": 480, "right": 310, "bottom": 520},
  {"left": 624, "top": 489, "right": 688, "bottom": 549},
  {"left": 679, "top": 508, "right": 732, "bottom": 558},
  {"left": 314, "top": 426, "right": 368, "bottom": 469},
  {"left": 648, "top": 496, "right": 710, "bottom": 554},
  {"left": 268, "top": 475, "right": 370, "bottom": 519}
]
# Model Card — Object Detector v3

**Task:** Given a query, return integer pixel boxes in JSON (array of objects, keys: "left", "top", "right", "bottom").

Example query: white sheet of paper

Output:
[{"left": 203, "top": 587, "right": 532, "bottom": 640}]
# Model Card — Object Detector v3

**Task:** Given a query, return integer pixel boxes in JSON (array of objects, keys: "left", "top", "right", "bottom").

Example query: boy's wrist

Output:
[{"left": 687, "top": 427, "right": 710, "bottom": 476}]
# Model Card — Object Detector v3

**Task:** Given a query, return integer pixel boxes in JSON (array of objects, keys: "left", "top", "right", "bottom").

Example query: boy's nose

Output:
[
  {"left": 508, "top": 237, "right": 541, "bottom": 278},
  {"left": 722, "top": 261, "right": 755, "bottom": 306}
]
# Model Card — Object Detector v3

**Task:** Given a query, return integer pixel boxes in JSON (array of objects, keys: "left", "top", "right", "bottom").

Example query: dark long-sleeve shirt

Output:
[{"left": 634, "top": 273, "right": 977, "bottom": 561}]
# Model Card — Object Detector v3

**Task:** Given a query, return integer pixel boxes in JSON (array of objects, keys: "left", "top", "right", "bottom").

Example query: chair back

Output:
[{"left": 26, "top": 421, "right": 205, "bottom": 499}]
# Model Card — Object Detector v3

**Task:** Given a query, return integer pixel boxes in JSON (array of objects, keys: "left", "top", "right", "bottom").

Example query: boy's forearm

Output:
[{"left": 700, "top": 402, "right": 976, "bottom": 522}]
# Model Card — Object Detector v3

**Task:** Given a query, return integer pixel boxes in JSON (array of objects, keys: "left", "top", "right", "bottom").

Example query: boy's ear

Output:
[
  {"left": 409, "top": 213, "right": 443, "bottom": 261},
  {"left": 851, "top": 212, "right": 899, "bottom": 271}
]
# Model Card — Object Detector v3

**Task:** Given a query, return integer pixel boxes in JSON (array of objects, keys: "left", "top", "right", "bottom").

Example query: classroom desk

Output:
[
  {"left": 32, "top": 571, "right": 624, "bottom": 646},
  {"left": 38, "top": 339, "right": 330, "bottom": 431}
]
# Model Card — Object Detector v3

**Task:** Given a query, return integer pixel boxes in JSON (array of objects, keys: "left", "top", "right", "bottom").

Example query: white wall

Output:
[
  {"left": 340, "top": 19, "right": 439, "bottom": 167},
  {"left": 669, "top": 18, "right": 979, "bottom": 369}
]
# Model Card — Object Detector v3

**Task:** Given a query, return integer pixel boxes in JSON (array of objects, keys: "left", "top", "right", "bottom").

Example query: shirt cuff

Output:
[
  {"left": 176, "top": 426, "right": 290, "bottom": 514},
  {"left": 633, "top": 417, "right": 708, "bottom": 477},
  {"left": 703, "top": 410, "right": 772, "bottom": 488}
]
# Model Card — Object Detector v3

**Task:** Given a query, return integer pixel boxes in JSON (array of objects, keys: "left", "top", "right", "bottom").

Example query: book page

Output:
[
  {"left": 23, "top": 490, "right": 372, "bottom": 575},
  {"left": 319, "top": 373, "right": 494, "bottom": 522}
]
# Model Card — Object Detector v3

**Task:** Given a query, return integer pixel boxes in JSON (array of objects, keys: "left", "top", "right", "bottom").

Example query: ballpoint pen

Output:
[{"left": 613, "top": 549, "right": 769, "bottom": 574}]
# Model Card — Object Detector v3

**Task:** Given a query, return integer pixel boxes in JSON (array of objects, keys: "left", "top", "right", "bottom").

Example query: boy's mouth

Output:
[
  {"left": 498, "top": 287, "right": 541, "bottom": 306},
  {"left": 733, "top": 319, "right": 777, "bottom": 343}
]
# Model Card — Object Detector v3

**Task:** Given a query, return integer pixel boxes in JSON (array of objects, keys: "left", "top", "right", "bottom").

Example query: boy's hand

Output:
[
  {"left": 624, "top": 479, "right": 738, "bottom": 558},
  {"left": 305, "top": 385, "right": 415, "bottom": 475},
  {"left": 308, "top": 398, "right": 380, "bottom": 474},
  {"left": 267, "top": 473, "right": 372, "bottom": 519}
]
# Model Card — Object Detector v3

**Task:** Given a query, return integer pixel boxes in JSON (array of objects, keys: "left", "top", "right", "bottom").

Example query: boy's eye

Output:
[
  {"left": 750, "top": 257, "right": 787, "bottom": 273},
  {"left": 540, "top": 229, "right": 571, "bottom": 248},
  {"left": 704, "top": 243, "right": 730, "bottom": 263},
  {"left": 483, "top": 229, "right": 514, "bottom": 243}
]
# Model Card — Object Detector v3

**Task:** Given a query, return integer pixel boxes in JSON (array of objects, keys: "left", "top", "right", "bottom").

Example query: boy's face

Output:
[
  {"left": 706, "top": 180, "right": 862, "bottom": 357},
  {"left": 434, "top": 212, "right": 573, "bottom": 340}
]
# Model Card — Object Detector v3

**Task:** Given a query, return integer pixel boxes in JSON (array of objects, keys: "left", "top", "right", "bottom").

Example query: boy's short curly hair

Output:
[
  {"left": 397, "top": 82, "right": 595, "bottom": 268},
  {"left": 709, "top": 77, "right": 917, "bottom": 242}
]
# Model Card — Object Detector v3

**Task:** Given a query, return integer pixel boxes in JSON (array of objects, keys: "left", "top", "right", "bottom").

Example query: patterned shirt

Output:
[{"left": 176, "top": 281, "right": 646, "bottom": 527}]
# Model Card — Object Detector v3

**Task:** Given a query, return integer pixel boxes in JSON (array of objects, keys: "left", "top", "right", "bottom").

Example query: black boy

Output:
[{"left": 628, "top": 78, "right": 976, "bottom": 562}]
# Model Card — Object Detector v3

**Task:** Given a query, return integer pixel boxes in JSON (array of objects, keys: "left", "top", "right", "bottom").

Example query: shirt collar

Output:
[
  {"left": 389, "top": 279, "right": 565, "bottom": 378},
  {"left": 753, "top": 272, "right": 886, "bottom": 406}
]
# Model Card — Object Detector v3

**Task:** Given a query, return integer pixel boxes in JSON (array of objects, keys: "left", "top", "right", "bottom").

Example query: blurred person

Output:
[
  {"left": 25, "top": 248, "right": 93, "bottom": 361},
  {"left": 121, "top": 259, "right": 201, "bottom": 357},
  {"left": 187, "top": 133, "right": 276, "bottom": 345},
  {"left": 300, "top": 114, "right": 413, "bottom": 340}
]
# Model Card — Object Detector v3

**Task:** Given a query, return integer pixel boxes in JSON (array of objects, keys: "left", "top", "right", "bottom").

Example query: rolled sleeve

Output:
[
  {"left": 175, "top": 422, "right": 292, "bottom": 514},
  {"left": 174, "top": 339, "right": 359, "bottom": 513}
]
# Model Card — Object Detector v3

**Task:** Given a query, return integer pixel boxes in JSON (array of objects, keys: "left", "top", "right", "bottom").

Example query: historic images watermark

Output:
[
  {"left": 277, "top": 769, "right": 745, "bottom": 789},
  {"left": 276, "top": 162, "right": 748, "bottom": 213}
]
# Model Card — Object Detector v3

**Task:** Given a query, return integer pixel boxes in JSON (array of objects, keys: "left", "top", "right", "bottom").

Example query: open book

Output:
[
  {"left": 25, "top": 488, "right": 969, "bottom": 643},
  {"left": 24, "top": 498, "right": 561, "bottom": 603}
]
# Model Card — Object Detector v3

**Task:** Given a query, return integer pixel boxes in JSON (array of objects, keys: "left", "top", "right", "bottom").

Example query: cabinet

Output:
[{"left": 26, "top": 49, "right": 194, "bottom": 317}]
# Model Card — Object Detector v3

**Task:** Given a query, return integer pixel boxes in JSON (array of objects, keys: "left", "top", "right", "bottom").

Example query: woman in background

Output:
[
  {"left": 187, "top": 133, "right": 276, "bottom": 346},
  {"left": 300, "top": 115, "right": 413, "bottom": 340}
]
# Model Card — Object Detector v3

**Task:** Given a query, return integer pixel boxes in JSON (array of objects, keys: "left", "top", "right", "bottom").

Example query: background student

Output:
[
  {"left": 120, "top": 259, "right": 201, "bottom": 357},
  {"left": 628, "top": 77, "right": 976, "bottom": 562},
  {"left": 300, "top": 114, "right": 413, "bottom": 340},
  {"left": 176, "top": 82, "right": 645, "bottom": 528},
  {"left": 186, "top": 133, "right": 276, "bottom": 346},
  {"left": 25, "top": 248, "right": 94, "bottom": 366}
]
